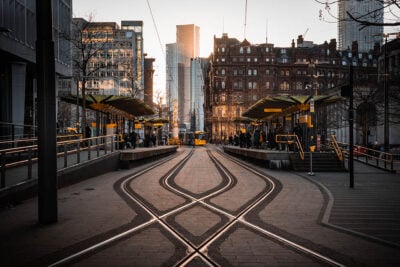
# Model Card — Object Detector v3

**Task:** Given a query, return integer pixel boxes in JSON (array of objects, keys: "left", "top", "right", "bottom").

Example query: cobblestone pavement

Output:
[{"left": 0, "top": 145, "right": 399, "bottom": 266}]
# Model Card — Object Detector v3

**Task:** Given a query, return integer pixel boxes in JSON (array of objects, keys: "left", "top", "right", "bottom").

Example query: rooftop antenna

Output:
[
  {"left": 243, "top": 0, "right": 248, "bottom": 39},
  {"left": 266, "top": 19, "right": 268, "bottom": 43},
  {"left": 222, "top": 16, "right": 225, "bottom": 34}
]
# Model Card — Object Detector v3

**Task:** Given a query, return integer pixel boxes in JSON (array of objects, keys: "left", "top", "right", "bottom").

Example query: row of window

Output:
[
  {"left": 214, "top": 57, "right": 376, "bottom": 67},
  {"left": 215, "top": 68, "right": 351, "bottom": 78},
  {"left": 214, "top": 80, "right": 337, "bottom": 91},
  {"left": 213, "top": 93, "right": 261, "bottom": 103},
  {"left": 216, "top": 46, "right": 274, "bottom": 54}
]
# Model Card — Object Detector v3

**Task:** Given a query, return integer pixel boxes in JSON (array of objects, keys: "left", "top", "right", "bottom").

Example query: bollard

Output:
[{"left": 308, "top": 146, "right": 315, "bottom": 176}]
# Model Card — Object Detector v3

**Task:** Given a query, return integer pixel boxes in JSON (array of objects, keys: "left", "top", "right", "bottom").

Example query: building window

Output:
[
  {"left": 221, "top": 47, "right": 225, "bottom": 52},
  {"left": 248, "top": 69, "right": 252, "bottom": 76},
  {"left": 247, "top": 58, "right": 251, "bottom": 62},
  {"left": 240, "top": 47, "right": 244, "bottom": 54},
  {"left": 234, "top": 80, "right": 243, "bottom": 89},
  {"left": 253, "top": 69, "right": 257, "bottom": 76},
  {"left": 221, "top": 69, "right": 226, "bottom": 75},
  {"left": 265, "top": 69, "right": 270, "bottom": 75},
  {"left": 265, "top": 47, "right": 269, "bottom": 52},
  {"left": 248, "top": 81, "right": 257, "bottom": 89},
  {"left": 280, "top": 81, "right": 290, "bottom": 90},
  {"left": 233, "top": 69, "right": 238, "bottom": 76},
  {"left": 222, "top": 81, "right": 226, "bottom": 89},
  {"left": 295, "top": 82, "right": 302, "bottom": 90},
  {"left": 265, "top": 81, "right": 270, "bottom": 89},
  {"left": 265, "top": 58, "right": 270, "bottom": 62},
  {"left": 247, "top": 47, "right": 251, "bottom": 54},
  {"left": 221, "top": 58, "right": 226, "bottom": 62},
  {"left": 254, "top": 58, "right": 258, "bottom": 62}
]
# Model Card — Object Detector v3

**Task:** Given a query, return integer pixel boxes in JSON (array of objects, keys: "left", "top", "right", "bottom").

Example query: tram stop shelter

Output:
[
  {"left": 60, "top": 94, "right": 155, "bottom": 134},
  {"left": 61, "top": 94, "right": 155, "bottom": 119},
  {"left": 242, "top": 94, "right": 344, "bottom": 121}
]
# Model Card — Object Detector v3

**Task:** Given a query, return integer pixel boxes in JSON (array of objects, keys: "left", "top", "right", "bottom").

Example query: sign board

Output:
[
  {"left": 264, "top": 108, "right": 282, "bottom": 113},
  {"left": 309, "top": 98, "right": 315, "bottom": 113},
  {"left": 299, "top": 115, "right": 308, "bottom": 124}
]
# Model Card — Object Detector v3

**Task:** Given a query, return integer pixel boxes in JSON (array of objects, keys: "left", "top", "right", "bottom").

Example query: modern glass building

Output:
[
  {"left": 338, "top": 0, "right": 383, "bottom": 52},
  {"left": 0, "top": 0, "right": 72, "bottom": 139}
]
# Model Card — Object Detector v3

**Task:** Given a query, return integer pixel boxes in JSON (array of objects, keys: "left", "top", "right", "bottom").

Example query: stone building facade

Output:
[{"left": 206, "top": 33, "right": 380, "bottom": 144}]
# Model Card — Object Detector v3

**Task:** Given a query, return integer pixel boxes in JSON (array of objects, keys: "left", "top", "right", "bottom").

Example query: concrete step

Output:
[{"left": 290, "top": 152, "right": 346, "bottom": 172}]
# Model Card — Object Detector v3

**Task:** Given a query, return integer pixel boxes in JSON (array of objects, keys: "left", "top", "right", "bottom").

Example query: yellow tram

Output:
[
  {"left": 181, "top": 131, "right": 207, "bottom": 146},
  {"left": 194, "top": 131, "right": 207, "bottom": 146}
]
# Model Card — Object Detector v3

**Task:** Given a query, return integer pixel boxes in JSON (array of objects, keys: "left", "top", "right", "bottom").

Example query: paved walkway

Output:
[{"left": 0, "top": 145, "right": 399, "bottom": 266}]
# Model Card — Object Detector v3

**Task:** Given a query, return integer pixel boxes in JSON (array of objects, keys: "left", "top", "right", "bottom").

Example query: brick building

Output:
[{"left": 206, "top": 33, "right": 379, "bottom": 144}]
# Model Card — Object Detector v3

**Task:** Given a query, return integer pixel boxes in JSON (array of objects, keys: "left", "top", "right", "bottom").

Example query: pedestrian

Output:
[
  {"left": 85, "top": 125, "right": 91, "bottom": 146},
  {"left": 130, "top": 131, "right": 137, "bottom": 149}
]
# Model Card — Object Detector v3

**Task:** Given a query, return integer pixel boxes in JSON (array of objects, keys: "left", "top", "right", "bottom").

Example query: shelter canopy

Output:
[
  {"left": 242, "top": 95, "right": 344, "bottom": 120},
  {"left": 61, "top": 94, "right": 155, "bottom": 119}
]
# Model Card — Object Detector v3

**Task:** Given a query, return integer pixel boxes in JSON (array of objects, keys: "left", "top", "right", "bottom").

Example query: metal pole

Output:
[
  {"left": 36, "top": 0, "right": 58, "bottom": 223},
  {"left": 383, "top": 36, "right": 389, "bottom": 153},
  {"left": 349, "top": 64, "right": 354, "bottom": 188},
  {"left": 308, "top": 151, "right": 314, "bottom": 176}
]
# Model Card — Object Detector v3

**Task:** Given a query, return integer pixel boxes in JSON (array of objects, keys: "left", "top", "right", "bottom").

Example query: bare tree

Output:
[
  {"left": 60, "top": 15, "right": 110, "bottom": 137},
  {"left": 316, "top": 0, "right": 400, "bottom": 28}
]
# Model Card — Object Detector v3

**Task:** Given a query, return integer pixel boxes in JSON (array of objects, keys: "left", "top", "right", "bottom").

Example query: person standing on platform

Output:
[{"left": 131, "top": 131, "right": 137, "bottom": 149}]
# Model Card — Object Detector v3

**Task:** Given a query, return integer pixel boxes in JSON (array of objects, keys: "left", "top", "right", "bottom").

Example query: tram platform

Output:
[
  {"left": 0, "top": 146, "right": 178, "bottom": 207},
  {"left": 0, "top": 145, "right": 399, "bottom": 266}
]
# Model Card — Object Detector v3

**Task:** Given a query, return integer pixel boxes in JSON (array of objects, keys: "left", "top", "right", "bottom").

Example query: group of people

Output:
[{"left": 224, "top": 123, "right": 304, "bottom": 151}]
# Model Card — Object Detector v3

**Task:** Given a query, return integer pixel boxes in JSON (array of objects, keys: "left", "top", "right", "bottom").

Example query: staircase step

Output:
[{"left": 290, "top": 152, "right": 345, "bottom": 172}]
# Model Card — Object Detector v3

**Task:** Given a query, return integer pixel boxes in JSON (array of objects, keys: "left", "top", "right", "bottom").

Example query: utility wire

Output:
[{"left": 146, "top": 0, "right": 165, "bottom": 58}]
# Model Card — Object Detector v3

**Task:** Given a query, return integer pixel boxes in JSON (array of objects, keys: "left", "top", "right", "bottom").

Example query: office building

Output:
[
  {"left": 166, "top": 24, "right": 200, "bottom": 134},
  {"left": 73, "top": 19, "right": 144, "bottom": 98},
  {"left": 0, "top": 0, "right": 72, "bottom": 139},
  {"left": 338, "top": 0, "right": 383, "bottom": 52}
]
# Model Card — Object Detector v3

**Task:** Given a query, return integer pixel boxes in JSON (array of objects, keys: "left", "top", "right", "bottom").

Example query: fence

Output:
[{"left": 0, "top": 134, "right": 120, "bottom": 188}]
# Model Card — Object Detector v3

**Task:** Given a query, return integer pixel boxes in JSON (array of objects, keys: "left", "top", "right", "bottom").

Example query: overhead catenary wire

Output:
[{"left": 146, "top": 0, "right": 165, "bottom": 58}]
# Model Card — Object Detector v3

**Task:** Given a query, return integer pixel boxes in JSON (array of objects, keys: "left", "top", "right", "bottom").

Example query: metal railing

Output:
[
  {"left": 0, "top": 134, "right": 119, "bottom": 189},
  {"left": 330, "top": 135, "right": 343, "bottom": 161},
  {"left": 275, "top": 134, "right": 305, "bottom": 160},
  {"left": 334, "top": 142, "right": 394, "bottom": 171}
]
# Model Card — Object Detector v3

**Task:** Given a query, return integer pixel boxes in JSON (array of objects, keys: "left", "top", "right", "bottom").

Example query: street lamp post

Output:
[{"left": 349, "top": 64, "right": 354, "bottom": 188}]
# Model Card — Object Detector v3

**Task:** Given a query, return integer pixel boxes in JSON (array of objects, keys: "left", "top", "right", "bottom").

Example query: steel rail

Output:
[{"left": 47, "top": 149, "right": 190, "bottom": 266}]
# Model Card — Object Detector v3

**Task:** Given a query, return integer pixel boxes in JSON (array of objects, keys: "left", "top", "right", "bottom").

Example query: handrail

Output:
[
  {"left": 0, "top": 134, "right": 119, "bottom": 188},
  {"left": 275, "top": 134, "right": 304, "bottom": 160},
  {"left": 336, "top": 141, "right": 394, "bottom": 171},
  {"left": 330, "top": 135, "right": 343, "bottom": 161},
  {"left": 0, "top": 134, "right": 81, "bottom": 146}
]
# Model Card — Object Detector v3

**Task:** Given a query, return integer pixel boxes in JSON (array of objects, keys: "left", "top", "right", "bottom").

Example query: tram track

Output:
[{"left": 49, "top": 147, "right": 347, "bottom": 267}]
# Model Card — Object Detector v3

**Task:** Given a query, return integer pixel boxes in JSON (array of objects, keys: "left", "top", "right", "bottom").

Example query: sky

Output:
[{"left": 72, "top": 0, "right": 339, "bottom": 100}]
